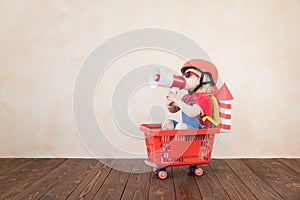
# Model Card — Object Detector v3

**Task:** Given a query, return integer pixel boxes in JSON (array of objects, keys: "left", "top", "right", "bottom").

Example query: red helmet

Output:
[
  {"left": 181, "top": 59, "right": 219, "bottom": 93},
  {"left": 181, "top": 59, "right": 218, "bottom": 83}
]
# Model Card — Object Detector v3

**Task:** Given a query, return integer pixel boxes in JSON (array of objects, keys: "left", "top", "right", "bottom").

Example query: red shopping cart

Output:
[{"left": 140, "top": 123, "right": 220, "bottom": 179}]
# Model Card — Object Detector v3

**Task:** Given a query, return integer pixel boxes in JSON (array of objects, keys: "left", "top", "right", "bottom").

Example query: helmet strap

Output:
[
  {"left": 193, "top": 73, "right": 204, "bottom": 93},
  {"left": 193, "top": 72, "right": 215, "bottom": 93}
]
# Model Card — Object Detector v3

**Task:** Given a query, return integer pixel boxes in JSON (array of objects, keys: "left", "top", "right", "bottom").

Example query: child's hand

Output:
[
  {"left": 165, "top": 98, "right": 174, "bottom": 106},
  {"left": 166, "top": 91, "right": 180, "bottom": 107},
  {"left": 166, "top": 92, "right": 181, "bottom": 113}
]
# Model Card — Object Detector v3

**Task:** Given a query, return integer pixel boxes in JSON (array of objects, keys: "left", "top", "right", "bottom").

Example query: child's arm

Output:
[{"left": 167, "top": 91, "right": 202, "bottom": 118}]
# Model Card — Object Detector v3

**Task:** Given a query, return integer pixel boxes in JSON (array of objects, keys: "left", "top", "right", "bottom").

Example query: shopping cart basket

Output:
[{"left": 140, "top": 123, "right": 220, "bottom": 179}]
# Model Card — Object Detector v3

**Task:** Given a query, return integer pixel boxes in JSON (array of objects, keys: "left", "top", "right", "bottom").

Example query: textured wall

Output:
[{"left": 0, "top": 0, "right": 299, "bottom": 158}]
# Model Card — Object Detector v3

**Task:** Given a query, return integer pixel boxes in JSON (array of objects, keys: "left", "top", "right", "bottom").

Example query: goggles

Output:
[{"left": 183, "top": 71, "right": 200, "bottom": 78}]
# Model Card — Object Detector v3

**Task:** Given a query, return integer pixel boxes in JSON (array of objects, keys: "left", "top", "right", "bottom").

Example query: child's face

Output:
[{"left": 182, "top": 69, "right": 201, "bottom": 91}]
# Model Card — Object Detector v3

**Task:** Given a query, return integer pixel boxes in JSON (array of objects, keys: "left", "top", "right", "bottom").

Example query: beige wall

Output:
[{"left": 0, "top": 0, "right": 299, "bottom": 158}]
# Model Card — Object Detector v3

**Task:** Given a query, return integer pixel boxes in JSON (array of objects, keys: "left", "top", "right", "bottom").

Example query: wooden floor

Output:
[{"left": 0, "top": 159, "right": 299, "bottom": 200}]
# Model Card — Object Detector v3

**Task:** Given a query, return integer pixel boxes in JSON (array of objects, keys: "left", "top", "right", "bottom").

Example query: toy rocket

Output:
[{"left": 215, "top": 83, "right": 234, "bottom": 133}]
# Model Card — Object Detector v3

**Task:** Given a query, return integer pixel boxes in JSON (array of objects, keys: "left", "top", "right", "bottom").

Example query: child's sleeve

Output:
[{"left": 195, "top": 95, "right": 211, "bottom": 116}]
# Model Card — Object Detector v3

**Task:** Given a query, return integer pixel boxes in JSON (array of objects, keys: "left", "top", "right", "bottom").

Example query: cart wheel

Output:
[
  {"left": 158, "top": 171, "right": 168, "bottom": 180},
  {"left": 153, "top": 168, "right": 158, "bottom": 175},
  {"left": 194, "top": 168, "right": 204, "bottom": 176}
]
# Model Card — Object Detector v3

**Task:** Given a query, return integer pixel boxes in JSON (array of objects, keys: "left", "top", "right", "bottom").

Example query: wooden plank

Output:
[
  {"left": 225, "top": 159, "right": 283, "bottom": 200},
  {"left": 40, "top": 159, "right": 99, "bottom": 200},
  {"left": 172, "top": 165, "right": 202, "bottom": 199},
  {"left": 0, "top": 159, "right": 47, "bottom": 191},
  {"left": 0, "top": 159, "right": 65, "bottom": 199},
  {"left": 0, "top": 158, "right": 11, "bottom": 165},
  {"left": 93, "top": 159, "right": 133, "bottom": 200},
  {"left": 0, "top": 158, "right": 298, "bottom": 199},
  {"left": 194, "top": 164, "right": 230, "bottom": 200},
  {"left": 0, "top": 158, "right": 29, "bottom": 175},
  {"left": 12, "top": 159, "right": 83, "bottom": 200},
  {"left": 0, "top": 159, "right": 34, "bottom": 182},
  {"left": 244, "top": 159, "right": 300, "bottom": 200},
  {"left": 148, "top": 167, "right": 176, "bottom": 200},
  {"left": 66, "top": 159, "right": 116, "bottom": 200},
  {"left": 209, "top": 159, "right": 257, "bottom": 199},
  {"left": 0, "top": 158, "right": 28, "bottom": 167},
  {"left": 121, "top": 159, "right": 151, "bottom": 200},
  {"left": 277, "top": 158, "right": 300, "bottom": 174}
]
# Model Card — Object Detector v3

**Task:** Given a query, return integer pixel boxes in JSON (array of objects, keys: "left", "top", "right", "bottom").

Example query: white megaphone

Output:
[{"left": 149, "top": 67, "right": 186, "bottom": 90}]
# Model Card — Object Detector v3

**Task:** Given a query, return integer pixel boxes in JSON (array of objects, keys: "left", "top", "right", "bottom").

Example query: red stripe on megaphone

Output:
[
  {"left": 171, "top": 75, "right": 186, "bottom": 89},
  {"left": 155, "top": 74, "right": 160, "bottom": 82}
]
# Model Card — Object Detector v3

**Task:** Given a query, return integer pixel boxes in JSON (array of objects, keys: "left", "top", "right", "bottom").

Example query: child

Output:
[{"left": 163, "top": 65, "right": 216, "bottom": 130}]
